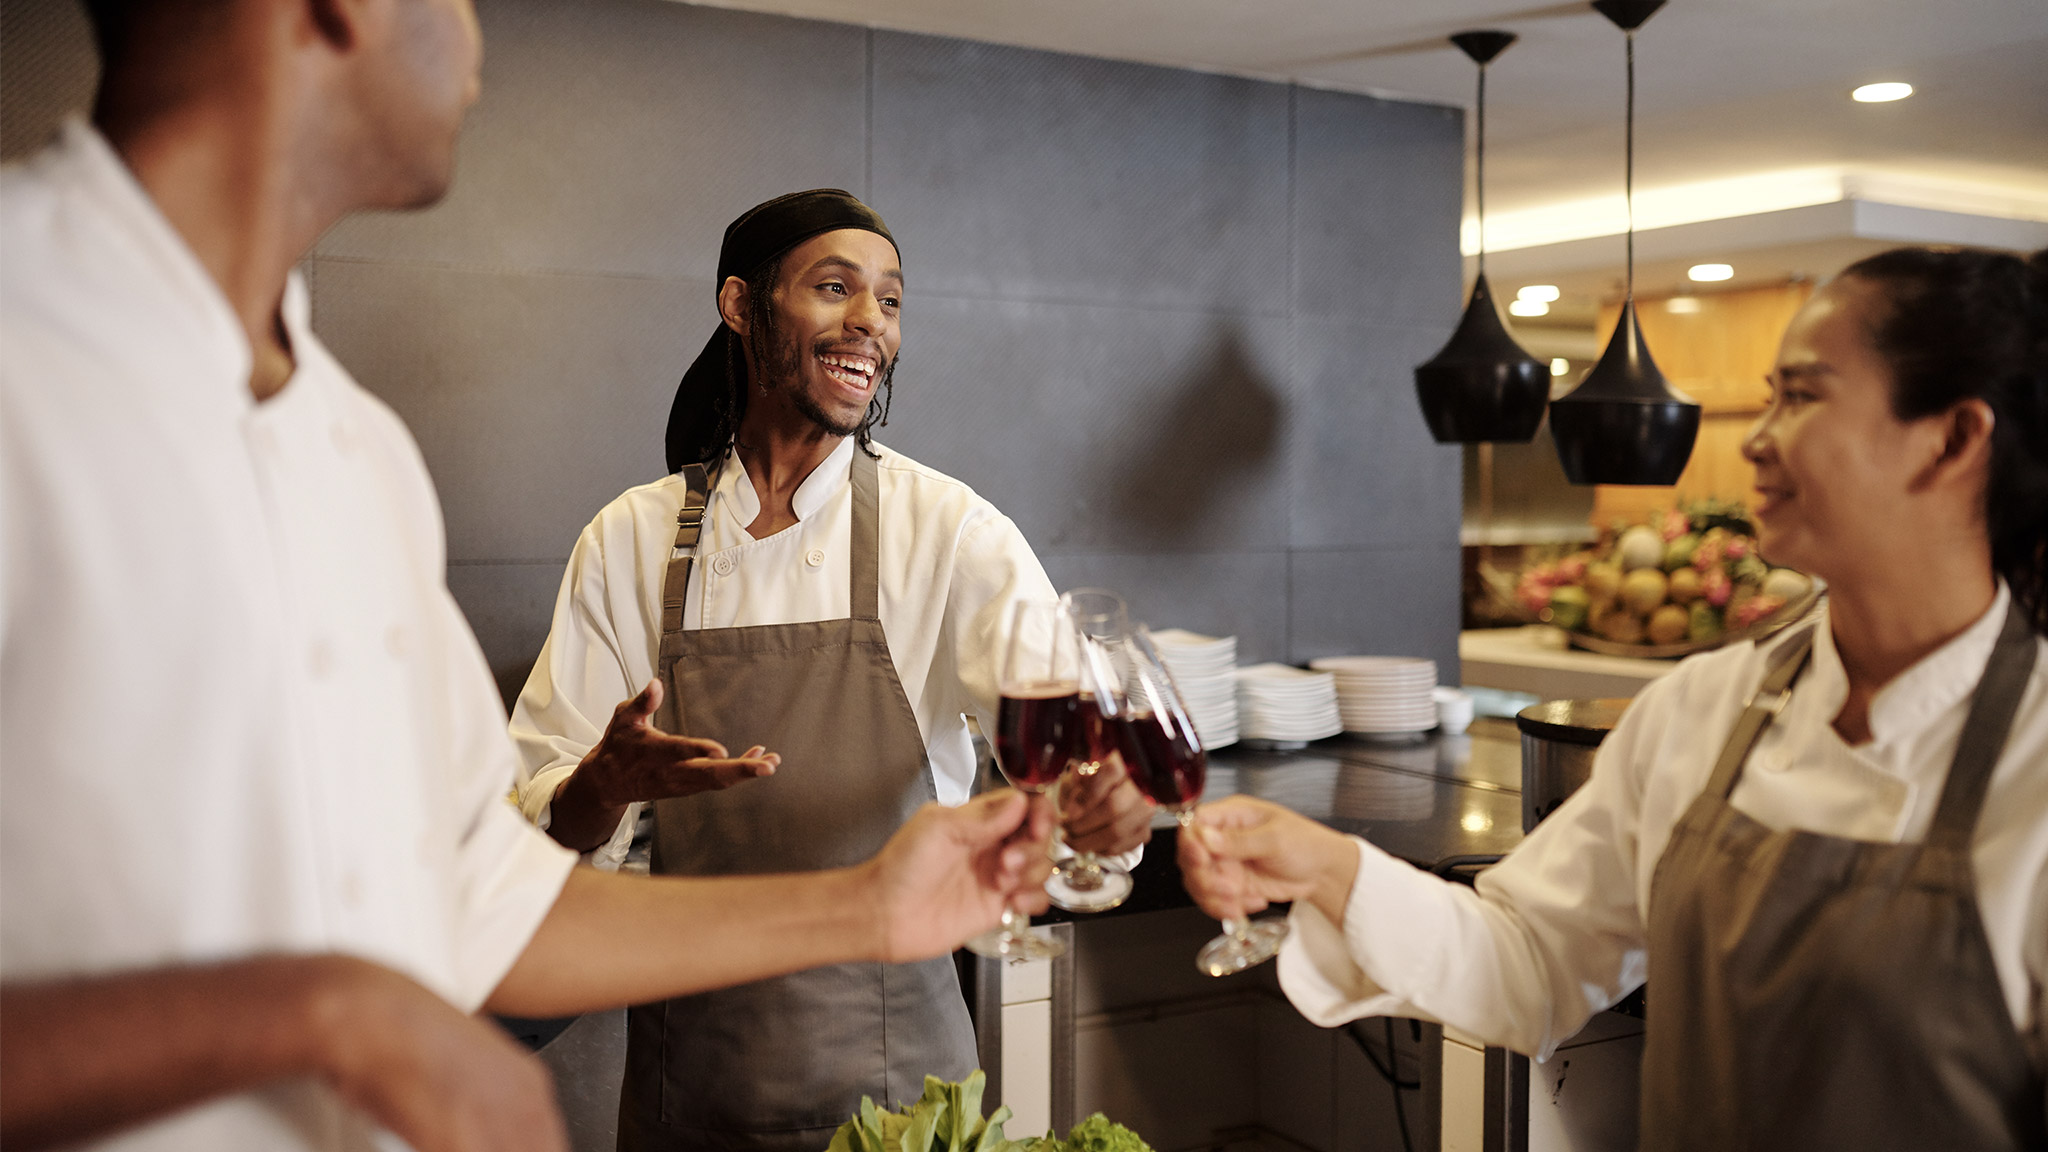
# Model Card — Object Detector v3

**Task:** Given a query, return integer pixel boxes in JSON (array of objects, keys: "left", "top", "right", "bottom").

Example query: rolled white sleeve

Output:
[
  {"left": 439, "top": 593, "right": 577, "bottom": 1009},
  {"left": 945, "top": 513, "right": 1057, "bottom": 752},
  {"left": 1278, "top": 685, "right": 1664, "bottom": 1060}
]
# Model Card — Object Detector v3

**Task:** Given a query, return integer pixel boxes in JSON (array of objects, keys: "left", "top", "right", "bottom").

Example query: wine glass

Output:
[
  {"left": 1118, "top": 626, "right": 1288, "bottom": 976},
  {"left": 965, "top": 600, "right": 1074, "bottom": 962},
  {"left": 1045, "top": 589, "right": 1136, "bottom": 914}
]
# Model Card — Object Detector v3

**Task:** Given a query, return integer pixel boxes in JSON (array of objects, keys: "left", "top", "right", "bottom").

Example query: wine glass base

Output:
[
  {"left": 1197, "top": 918, "right": 1289, "bottom": 977},
  {"left": 1044, "top": 867, "right": 1133, "bottom": 913},
  {"left": 964, "top": 926, "right": 1066, "bottom": 963}
]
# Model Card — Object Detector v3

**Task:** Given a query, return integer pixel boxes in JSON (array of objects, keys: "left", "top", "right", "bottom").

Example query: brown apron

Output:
[
  {"left": 617, "top": 451, "right": 977, "bottom": 1152},
  {"left": 1641, "top": 602, "right": 2046, "bottom": 1150}
]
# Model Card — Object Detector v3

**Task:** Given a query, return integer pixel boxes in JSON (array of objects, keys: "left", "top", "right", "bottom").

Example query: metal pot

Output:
[{"left": 1516, "top": 698, "right": 1632, "bottom": 832}]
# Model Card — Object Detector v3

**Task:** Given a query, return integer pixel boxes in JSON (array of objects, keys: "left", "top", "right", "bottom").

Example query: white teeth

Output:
[{"left": 821, "top": 354, "right": 876, "bottom": 377}]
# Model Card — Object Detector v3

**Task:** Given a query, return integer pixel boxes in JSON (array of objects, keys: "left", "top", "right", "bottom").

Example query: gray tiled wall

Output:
[
  {"left": 0, "top": 0, "right": 1465, "bottom": 692},
  {"left": 316, "top": 0, "right": 1464, "bottom": 693}
]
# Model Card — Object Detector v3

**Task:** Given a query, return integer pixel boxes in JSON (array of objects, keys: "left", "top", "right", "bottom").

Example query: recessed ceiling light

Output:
[
  {"left": 1508, "top": 299, "right": 1550, "bottom": 317},
  {"left": 1517, "top": 284, "right": 1561, "bottom": 303},
  {"left": 1550, "top": 358, "right": 1570, "bottom": 377},
  {"left": 1666, "top": 297, "right": 1703, "bottom": 315},
  {"left": 1688, "top": 263, "right": 1733, "bottom": 282},
  {"left": 1852, "top": 82, "right": 1913, "bottom": 103}
]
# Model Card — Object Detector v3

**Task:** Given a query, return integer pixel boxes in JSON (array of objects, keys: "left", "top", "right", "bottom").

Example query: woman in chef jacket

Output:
[{"left": 1180, "top": 245, "right": 2048, "bottom": 1151}]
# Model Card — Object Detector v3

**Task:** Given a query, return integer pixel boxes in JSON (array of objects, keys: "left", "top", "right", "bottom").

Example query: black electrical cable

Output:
[{"left": 1344, "top": 1018, "right": 1419, "bottom": 1152}]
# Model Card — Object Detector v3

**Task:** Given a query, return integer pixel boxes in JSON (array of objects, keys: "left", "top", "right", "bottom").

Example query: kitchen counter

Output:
[
  {"left": 1460, "top": 626, "right": 1675, "bottom": 701},
  {"left": 1037, "top": 717, "right": 1526, "bottom": 924}
]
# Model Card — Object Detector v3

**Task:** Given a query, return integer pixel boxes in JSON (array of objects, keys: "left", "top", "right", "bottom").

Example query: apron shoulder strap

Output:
[
  {"left": 1705, "top": 623, "right": 1818, "bottom": 800},
  {"left": 661, "top": 462, "right": 715, "bottom": 637},
  {"left": 849, "top": 449, "right": 881, "bottom": 623},
  {"left": 1926, "top": 600, "right": 2040, "bottom": 850}
]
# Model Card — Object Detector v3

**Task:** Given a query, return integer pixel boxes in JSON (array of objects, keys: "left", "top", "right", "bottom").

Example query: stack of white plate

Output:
[
  {"left": 1148, "top": 629, "right": 1239, "bottom": 749},
  {"left": 1233, "top": 663, "right": 1343, "bottom": 744},
  {"left": 1309, "top": 656, "right": 1439, "bottom": 736}
]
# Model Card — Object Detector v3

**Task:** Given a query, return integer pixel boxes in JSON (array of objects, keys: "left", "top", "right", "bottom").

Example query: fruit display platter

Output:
[{"left": 1513, "top": 501, "right": 1819, "bottom": 660}]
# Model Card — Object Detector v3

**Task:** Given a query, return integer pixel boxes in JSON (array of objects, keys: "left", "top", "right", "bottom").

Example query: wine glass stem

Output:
[
  {"left": 1067, "top": 853, "right": 1104, "bottom": 889},
  {"left": 1221, "top": 917, "right": 1248, "bottom": 939}
]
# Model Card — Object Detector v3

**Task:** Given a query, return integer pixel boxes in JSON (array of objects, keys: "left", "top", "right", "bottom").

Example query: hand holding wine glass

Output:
[
  {"left": 965, "top": 600, "right": 1079, "bottom": 962},
  {"left": 1116, "top": 626, "right": 1290, "bottom": 976},
  {"left": 1176, "top": 796, "right": 1363, "bottom": 936},
  {"left": 1045, "top": 589, "right": 1139, "bottom": 914}
]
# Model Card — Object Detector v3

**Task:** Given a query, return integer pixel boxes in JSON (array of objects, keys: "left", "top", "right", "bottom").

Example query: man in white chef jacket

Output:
[
  {"left": 509, "top": 191, "right": 1155, "bottom": 1149},
  {"left": 0, "top": 4, "right": 1058, "bottom": 1151}
]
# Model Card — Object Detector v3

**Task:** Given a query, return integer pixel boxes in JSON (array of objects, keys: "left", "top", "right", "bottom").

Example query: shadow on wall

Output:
[{"left": 1073, "top": 329, "right": 1282, "bottom": 551}]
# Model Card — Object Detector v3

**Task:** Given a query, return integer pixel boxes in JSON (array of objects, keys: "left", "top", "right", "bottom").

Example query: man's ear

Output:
[
  {"left": 304, "top": 0, "right": 365, "bottom": 51},
  {"left": 717, "top": 276, "right": 750, "bottom": 337}
]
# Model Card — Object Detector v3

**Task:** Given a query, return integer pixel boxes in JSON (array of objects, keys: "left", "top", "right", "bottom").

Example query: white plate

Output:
[{"left": 1311, "top": 656, "right": 1437, "bottom": 675}]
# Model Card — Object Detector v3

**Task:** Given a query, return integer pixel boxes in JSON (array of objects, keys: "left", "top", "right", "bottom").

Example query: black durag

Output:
[{"left": 663, "top": 189, "right": 898, "bottom": 473}]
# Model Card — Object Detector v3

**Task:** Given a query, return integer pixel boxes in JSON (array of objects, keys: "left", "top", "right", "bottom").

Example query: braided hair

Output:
[{"left": 1839, "top": 246, "right": 2048, "bottom": 634}]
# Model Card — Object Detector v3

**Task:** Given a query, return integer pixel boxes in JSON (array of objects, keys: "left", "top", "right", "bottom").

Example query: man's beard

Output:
[{"left": 753, "top": 308, "right": 894, "bottom": 439}]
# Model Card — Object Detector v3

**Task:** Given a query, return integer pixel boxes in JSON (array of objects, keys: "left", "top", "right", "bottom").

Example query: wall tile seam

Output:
[
  {"left": 303, "top": 256, "right": 1348, "bottom": 325},
  {"left": 904, "top": 289, "right": 1294, "bottom": 322},
  {"left": 1281, "top": 542, "right": 1462, "bottom": 554},
  {"left": 1038, "top": 542, "right": 1457, "bottom": 558},
  {"left": 1038, "top": 547, "right": 1292, "bottom": 558},
  {"left": 863, "top": 27, "right": 875, "bottom": 202},
  {"left": 306, "top": 254, "right": 706, "bottom": 288},
  {"left": 1283, "top": 83, "right": 1299, "bottom": 580}
]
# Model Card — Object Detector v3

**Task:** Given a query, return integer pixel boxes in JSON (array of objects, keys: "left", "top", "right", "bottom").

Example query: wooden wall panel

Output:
[{"left": 1589, "top": 281, "right": 1811, "bottom": 527}]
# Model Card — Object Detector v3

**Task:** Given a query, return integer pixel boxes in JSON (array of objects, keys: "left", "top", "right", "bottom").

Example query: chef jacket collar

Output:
[
  {"left": 712, "top": 437, "right": 859, "bottom": 538},
  {"left": 1803, "top": 580, "right": 2014, "bottom": 750},
  {"left": 55, "top": 116, "right": 253, "bottom": 410}
]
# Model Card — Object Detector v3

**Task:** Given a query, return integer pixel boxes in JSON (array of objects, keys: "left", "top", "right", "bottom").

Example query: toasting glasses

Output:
[
  {"left": 1115, "top": 625, "right": 1289, "bottom": 976},
  {"left": 965, "top": 599, "right": 1077, "bottom": 962},
  {"left": 1047, "top": 589, "right": 1137, "bottom": 914}
]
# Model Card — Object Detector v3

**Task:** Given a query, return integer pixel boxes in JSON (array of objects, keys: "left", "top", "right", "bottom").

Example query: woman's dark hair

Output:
[
  {"left": 1839, "top": 246, "right": 2048, "bottom": 634},
  {"left": 677, "top": 254, "right": 897, "bottom": 468}
]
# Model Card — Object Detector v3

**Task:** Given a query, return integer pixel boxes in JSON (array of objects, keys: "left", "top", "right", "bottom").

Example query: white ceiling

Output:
[{"left": 680, "top": 0, "right": 2048, "bottom": 265}]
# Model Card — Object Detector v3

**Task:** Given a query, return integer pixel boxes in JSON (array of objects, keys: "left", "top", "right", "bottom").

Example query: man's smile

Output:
[{"left": 818, "top": 350, "right": 879, "bottom": 392}]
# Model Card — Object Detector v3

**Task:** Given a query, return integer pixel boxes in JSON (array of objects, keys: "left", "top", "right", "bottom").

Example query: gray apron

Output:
[
  {"left": 617, "top": 451, "right": 977, "bottom": 1152},
  {"left": 1641, "top": 602, "right": 2046, "bottom": 1151}
]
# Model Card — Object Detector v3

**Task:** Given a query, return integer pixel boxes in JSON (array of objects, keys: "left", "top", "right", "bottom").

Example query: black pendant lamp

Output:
[
  {"left": 1413, "top": 30, "right": 1549, "bottom": 443},
  {"left": 1548, "top": 0, "right": 1700, "bottom": 485}
]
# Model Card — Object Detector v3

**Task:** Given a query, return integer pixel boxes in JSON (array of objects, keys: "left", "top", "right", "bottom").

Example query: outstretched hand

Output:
[
  {"left": 545, "top": 680, "right": 779, "bottom": 851},
  {"left": 868, "top": 789, "right": 1056, "bottom": 964},
  {"left": 1177, "top": 796, "right": 1360, "bottom": 927},
  {"left": 581, "top": 680, "right": 778, "bottom": 804}
]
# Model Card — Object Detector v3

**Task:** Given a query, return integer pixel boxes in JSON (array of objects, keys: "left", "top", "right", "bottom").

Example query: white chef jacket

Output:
[
  {"left": 511, "top": 438, "right": 1060, "bottom": 869},
  {"left": 1280, "top": 584, "right": 2048, "bottom": 1064},
  {"left": 0, "top": 121, "right": 577, "bottom": 1151}
]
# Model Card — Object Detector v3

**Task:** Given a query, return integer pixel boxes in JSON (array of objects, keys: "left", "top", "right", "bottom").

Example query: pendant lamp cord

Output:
[
  {"left": 1624, "top": 29, "right": 1636, "bottom": 304},
  {"left": 1475, "top": 61, "right": 1488, "bottom": 278}
]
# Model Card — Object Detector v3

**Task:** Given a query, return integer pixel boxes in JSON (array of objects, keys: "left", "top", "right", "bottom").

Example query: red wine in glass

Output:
[
  {"left": 1118, "top": 710, "right": 1207, "bottom": 810},
  {"left": 995, "top": 682, "right": 1079, "bottom": 791}
]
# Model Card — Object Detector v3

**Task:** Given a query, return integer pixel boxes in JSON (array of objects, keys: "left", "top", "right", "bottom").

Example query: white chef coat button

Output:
[
  {"left": 384, "top": 625, "right": 407, "bottom": 659},
  {"left": 805, "top": 548, "right": 826, "bottom": 568},
  {"left": 308, "top": 638, "right": 335, "bottom": 679},
  {"left": 711, "top": 553, "right": 736, "bottom": 578}
]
